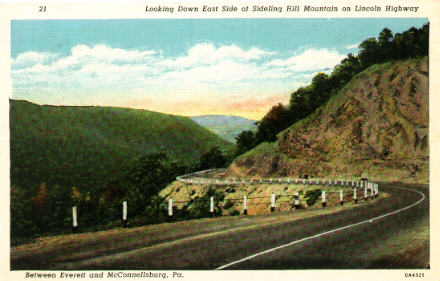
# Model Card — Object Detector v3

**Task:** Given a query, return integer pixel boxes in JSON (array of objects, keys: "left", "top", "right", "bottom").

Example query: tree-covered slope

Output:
[
  {"left": 10, "top": 100, "right": 232, "bottom": 192},
  {"left": 230, "top": 57, "right": 428, "bottom": 184}
]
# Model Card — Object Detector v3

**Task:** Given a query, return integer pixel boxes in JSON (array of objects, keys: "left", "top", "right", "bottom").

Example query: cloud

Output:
[
  {"left": 266, "top": 49, "right": 345, "bottom": 72},
  {"left": 346, "top": 43, "right": 359, "bottom": 50},
  {"left": 11, "top": 43, "right": 347, "bottom": 117},
  {"left": 159, "top": 43, "right": 273, "bottom": 69},
  {"left": 11, "top": 51, "right": 59, "bottom": 69},
  {"left": 68, "top": 44, "right": 157, "bottom": 64}
]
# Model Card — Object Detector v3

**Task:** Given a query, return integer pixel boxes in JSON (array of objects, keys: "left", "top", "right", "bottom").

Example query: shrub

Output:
[
  {"left": 187, "top": 187, "right": 225, "bottom": 219},
  {"left": 305, "top": 189, "right": 322, "bottom": 206}
]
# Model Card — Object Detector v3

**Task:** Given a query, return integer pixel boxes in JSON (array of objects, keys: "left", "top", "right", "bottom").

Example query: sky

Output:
[{"left": 11, "top": 18, "right": 428, "bottom": 120}]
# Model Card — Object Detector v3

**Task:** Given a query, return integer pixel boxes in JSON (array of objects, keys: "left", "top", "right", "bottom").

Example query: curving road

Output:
[
  {"left": 217, "top": 184, "right": 428, "bottom": 269},
  {"left": 12, "top": 183, "right": 429, "bottom": 270}
]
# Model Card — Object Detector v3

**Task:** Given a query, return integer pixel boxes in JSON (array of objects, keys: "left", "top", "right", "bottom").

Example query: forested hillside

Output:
[{"left": 10, "top": 100, "right": 232, "bottom": 242}]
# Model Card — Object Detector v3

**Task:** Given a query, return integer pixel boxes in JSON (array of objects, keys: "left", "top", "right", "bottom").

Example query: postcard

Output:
[{"left": 1, "top": 0, "right": 439, "bottom": 280}]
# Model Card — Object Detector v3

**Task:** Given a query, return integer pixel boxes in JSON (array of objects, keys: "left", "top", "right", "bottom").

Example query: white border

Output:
[{"left": 1, "top": 1, "right": 439, "bottom": 280}]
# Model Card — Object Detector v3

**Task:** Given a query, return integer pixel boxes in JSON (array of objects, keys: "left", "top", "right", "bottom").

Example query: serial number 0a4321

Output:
[{"left": 405, "top": 273, "right": 424, "bottom": 278}]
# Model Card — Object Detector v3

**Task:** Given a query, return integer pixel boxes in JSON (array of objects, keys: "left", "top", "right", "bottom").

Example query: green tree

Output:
[
  {"left": 47, "top": 184, "right": 71, "bottom": 231},
  {"left": 11, "top": 187, "right": 36, "bottom": 241},
  {"left": 255, "top": 103, "right": 291, "bottom": 144},
  {"left": 330, "top": 53, "right": 361, "bottom": 90},
  {"left": 289, "top": 87, "right": 311, "bottom": 120},
  {"left": 358, "top": 38, "right": 380, "bottom": 68},
  {"left": 125, "top": 153, "right": 187, "bottom": 216},
  {"left": 31, "top": 183, "right": 50, "bottom": 233},
  {"left": 378, "top": 28, "right": 394, "bottom": 60},
  {"left": 310, "top": 73, "right": 331, "bottom": 105},
  {"left": 235, "top": 130, "right": 256, "bottom": 156},
  {"left": 199, "top": 146, "right": 228, "bottom": 170}
]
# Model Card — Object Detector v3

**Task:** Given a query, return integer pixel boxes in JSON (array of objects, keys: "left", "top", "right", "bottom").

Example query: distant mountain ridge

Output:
[{"left": 191, "top": 115, "right": 257, "bottom": 143}]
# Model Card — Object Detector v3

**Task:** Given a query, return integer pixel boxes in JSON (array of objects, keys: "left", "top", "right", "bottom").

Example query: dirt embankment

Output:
[
  {"left": 160, "top": 180, "right": 375, "bottom": 215},
  {"left": 231, "top": 57, "right": 428, "bottom": 184}
]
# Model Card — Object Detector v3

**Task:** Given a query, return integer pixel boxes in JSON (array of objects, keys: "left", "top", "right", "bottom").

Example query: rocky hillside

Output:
[{"left": 230, "top": 57, "right": 428, "bottom": 184}]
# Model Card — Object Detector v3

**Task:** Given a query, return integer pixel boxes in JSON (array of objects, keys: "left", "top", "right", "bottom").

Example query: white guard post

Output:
[
  {"left": 210, "top": 196, "right": 214, "bottom": 214},
  {"left": 294, "top": 191, "right": 300, "bottom": 209},
  {"left": 322, "top": 191, "right": 326, "bottom": 207},
  {"left": 122, "top": 201, "right": 128, "bottom": 228},
  {"left": 168, "top": 199, "right": 173, "bottom": 217},
  {"left": 243, "top": 195, "right": 248, "bottom": 215},
  {"left": 271, "top": 193, "right": 276, "bottom": 212},
  {"left": 340, "top": 190, "right": 344, "bottom": 205},
  {"left": 72, "top": 206, "right": 78, "bottom": 232}
]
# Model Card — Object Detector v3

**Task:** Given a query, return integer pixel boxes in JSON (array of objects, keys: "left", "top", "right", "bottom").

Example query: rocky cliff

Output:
[{"left": 230, "top": 57, "right": 428, "bottom": 184}]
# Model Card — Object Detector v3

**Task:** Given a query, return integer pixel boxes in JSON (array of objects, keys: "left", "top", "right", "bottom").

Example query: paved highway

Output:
[{"left": 35, "top": 183, "right": 427, "bottom": 270}]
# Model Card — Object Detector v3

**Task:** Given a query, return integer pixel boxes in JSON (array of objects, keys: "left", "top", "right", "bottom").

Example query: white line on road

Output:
[{"left": 216, "top": 186, "right": 426, "bottom": 269}]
